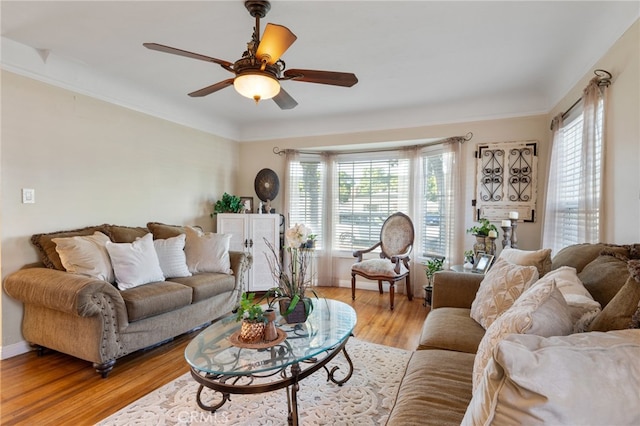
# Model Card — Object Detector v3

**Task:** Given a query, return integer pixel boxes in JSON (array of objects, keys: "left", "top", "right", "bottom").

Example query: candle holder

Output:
[
  {"left": 501, "top": 226, "right": 512, "bottom": 249},
  {"left": 510, "top": 219, "right": 518, "bottom": 249},
  {"left": 487, "top": 236, "right": 497, "bottom": 256}
]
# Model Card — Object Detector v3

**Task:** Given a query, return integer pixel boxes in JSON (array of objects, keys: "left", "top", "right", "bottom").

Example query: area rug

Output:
[{"left": 97, "top": 338, "right": 411, "bottom": 425}]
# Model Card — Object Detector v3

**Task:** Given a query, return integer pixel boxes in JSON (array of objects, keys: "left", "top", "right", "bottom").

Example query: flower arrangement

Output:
[
  {"left": 264, "top": 223, "right": 316, "bottom": 319},
  {"left": 466, "top": 218, "right": 498, "bottom": 236}
]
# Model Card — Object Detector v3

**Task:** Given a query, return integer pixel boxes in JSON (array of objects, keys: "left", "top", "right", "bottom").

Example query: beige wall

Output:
[
  {"left": 546, "top": 19, "right": 640, "bottom": 244},
  {"left": 1, "top": 71, "right": 239, "bottom": 352}
]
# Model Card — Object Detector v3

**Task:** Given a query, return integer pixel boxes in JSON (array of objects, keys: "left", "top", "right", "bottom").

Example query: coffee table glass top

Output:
[{"left": 185, "top": 299, "right": 357, "bottom": 375}]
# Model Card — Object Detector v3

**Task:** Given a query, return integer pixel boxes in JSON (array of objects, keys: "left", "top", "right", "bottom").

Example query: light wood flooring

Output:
[{"left": 1, "top": 287, "right": 429, "bottom": 425}]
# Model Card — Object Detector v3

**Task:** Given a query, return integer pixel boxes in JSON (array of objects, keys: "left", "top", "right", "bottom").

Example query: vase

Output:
[
  {"left": 239, "top": 320, "right": 265, "bottom": 343},
  {"left": 473, "top": 235, "right": 487, "bottom": 257},
  {"left": 278, "top": 297, "right": 310, "bottom": 324},
  {"left": 263, "top": 309, "right": 278, "bottom": 341}
]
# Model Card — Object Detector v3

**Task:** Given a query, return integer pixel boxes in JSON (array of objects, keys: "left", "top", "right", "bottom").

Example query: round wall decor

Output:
[{"left": 254, "top": 168, "right": 279, "bottom": 202}]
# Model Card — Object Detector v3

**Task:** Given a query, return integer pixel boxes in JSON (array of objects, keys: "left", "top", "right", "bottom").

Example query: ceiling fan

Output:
[{"left": 143, "top": 0, "right": 358, "bottom": 110}]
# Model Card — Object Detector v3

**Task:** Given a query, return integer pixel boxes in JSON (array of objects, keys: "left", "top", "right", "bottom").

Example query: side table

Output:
[{"left": 450, "top": 264, "right": 485, "bottom": 275}]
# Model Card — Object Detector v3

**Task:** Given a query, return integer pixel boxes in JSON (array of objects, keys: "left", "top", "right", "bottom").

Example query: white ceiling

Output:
[{"left": 1, "top": 1, "right": 638, "bottom": 142}]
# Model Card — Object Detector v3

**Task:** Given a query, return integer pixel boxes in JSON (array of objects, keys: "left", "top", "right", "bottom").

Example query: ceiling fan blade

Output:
[
  {"left": 272, "top": 87, "right": 298, "bottom": 110},
  {"left": 256, "top": 23, "right": 297, "bottom": 64},
  {"left": 143, "top": 43, "right": 233, "bottom": 70},
  {"left": 283, "top": 69, "right": 358, "bottom": 87},
  {"left": 188, "top": 79, "right": 234, "bottom": 97}
]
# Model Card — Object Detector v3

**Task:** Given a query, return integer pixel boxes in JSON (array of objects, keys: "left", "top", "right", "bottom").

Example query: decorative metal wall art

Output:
[{"left": 475, "top": 141, "right": 538, "bottom": 222}]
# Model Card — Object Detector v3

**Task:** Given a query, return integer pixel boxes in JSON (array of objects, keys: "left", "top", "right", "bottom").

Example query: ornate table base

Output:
[{"left": 190, "top": 336, "right": 354, "bottom": 426}]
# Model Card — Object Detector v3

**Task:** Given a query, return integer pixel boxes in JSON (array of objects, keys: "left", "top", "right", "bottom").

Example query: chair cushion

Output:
[
  {"left": 418, "top": 308, "right": 485, "bottom": 353},
  {"left": 170, "top": 273, "right": 236, "bottom": 303},
  {"left": 352, "top": 258, "right": 408, "bottom": 279},
  {"left": 120, "top": 281, "right": 192, "bottom": 322}
]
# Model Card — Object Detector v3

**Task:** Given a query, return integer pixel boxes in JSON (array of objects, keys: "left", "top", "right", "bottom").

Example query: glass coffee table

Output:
[{"left": 184, "top": 299, "right": 357, "bottom": 426}]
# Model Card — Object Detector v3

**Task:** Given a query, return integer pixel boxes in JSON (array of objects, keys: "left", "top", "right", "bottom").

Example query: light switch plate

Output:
[{"left": 22, "top": 188, "right": 35, "bottom": 204}]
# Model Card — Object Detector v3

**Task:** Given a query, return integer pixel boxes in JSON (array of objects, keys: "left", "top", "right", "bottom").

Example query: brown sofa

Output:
[
  {"left": 387, "top": 243, "right": 640, "bottom": 425},
  {"left": 4, "top": 223, "right": 251, "bottom": 378}
]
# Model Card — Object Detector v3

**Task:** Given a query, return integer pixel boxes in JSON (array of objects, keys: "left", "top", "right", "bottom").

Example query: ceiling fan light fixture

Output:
[{"left": 234, "top": 72, "right": 280, "bottom": 103}]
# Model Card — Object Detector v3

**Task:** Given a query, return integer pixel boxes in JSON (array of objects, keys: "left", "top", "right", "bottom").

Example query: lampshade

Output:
[{"left": 234, "top": 72, "right": 280, "bottom": 103}]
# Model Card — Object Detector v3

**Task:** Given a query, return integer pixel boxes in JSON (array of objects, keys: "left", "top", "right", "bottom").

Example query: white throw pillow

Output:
[
  {"left": 105, "top": 233, "right": 165, "bottom": 290},
  {"left": 153, "top": 234, "right": 191, "bottom": 278},
  {"left": 184, "top": 226, "right": 232, "bottom": 274},
  {"left": 544, "top": 266, "right": 601, "bottom": 332},
  {"left": 470, "top": 258, "right": 539, "bottom": 329},
  {"left": 52, "top": 231, "right": 115, "bottom": 283},
  {"left": 472, "top": 278, "right": 573, "bottom": 392},
  {"left": 499, "top": 247, "right": 552, "bottom": 276},
  {"left": 463, "top": 330, "right": 640, "bottom": 426}
]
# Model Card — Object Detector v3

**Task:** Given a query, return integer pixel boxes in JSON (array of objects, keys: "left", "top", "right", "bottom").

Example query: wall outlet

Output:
[{"left": 22, "top": 188, "right": 35, "bottom": 204}]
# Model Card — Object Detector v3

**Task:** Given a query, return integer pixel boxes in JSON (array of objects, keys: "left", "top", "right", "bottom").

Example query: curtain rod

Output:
[
  {"left": 549, "top": 69, "right": 612, "bottom": 130},
  {"left": 272, "top": 132, "right": 473, "bottom": 156}
]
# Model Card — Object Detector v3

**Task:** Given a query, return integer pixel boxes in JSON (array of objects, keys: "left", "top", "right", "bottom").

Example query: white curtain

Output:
[
  {"left": 442, "top": 139, "right": 464, "bottom": 265},
  {"left": 543, "top": 76, "right": 606, "bottom": 253}
]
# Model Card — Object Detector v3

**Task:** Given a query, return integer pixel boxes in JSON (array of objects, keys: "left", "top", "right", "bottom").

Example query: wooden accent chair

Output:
[{"left": 351, "top": 212, "right": 415, "bottom": 310}]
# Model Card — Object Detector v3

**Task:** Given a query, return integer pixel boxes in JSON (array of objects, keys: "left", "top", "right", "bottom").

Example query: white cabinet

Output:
[{"left": 216, "top": 213, "right": 280, "bottom": 292}]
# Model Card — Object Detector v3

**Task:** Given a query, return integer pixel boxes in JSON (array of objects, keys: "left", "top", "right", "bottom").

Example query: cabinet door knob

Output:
[{"left": 249, "top": 239, "right": 254, "bottom": 248}]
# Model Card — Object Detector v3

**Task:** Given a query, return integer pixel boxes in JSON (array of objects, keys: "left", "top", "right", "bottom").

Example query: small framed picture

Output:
[
  {"left": 240, "top": 196, "right": 254, "bottom": 213},
  {"left": 473, "top": 253, "right": 494, "bottom": 274}
]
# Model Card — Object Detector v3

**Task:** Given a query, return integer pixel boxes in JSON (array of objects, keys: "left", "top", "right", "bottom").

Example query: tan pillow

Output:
[
  {"left": 589, "top": 265, "right": 640, "bottom": 332},
  {"left": 499, "top": 247, "right": 552, "bottom": 276},
  {"left": 471, "top": 278, "right": 573, "bottom": 392},
  {"left": 463, "top": 330, "right": 640, "bottom": 426},
  {"left": 470, "top": 258, "right": 539, "bottom": 329},
  {"left": 105, "top": 224, "right": 149, "bottom": 243},
  {"left": 578, "top": 254, "right": 630, "bottom": 307},
  {"left": 146, "top": 222, "right": 186, "bottom": 240},
  {"left": 32, "top": 225, "right": 110, "bottom": 270},
  {"left": 184, "top": 226, "right": 232, "bottom": 274},
  {"left": 52, "top": 231, "right": 115, "bottom": 283}
]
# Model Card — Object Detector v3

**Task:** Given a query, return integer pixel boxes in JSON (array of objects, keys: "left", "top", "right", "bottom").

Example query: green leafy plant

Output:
[
  {"left": 466, "top": 218, "right": 497, "bottom": 236},
  {"left": 213, "top": 192, "right": 243, "bottom": 214},
  {"left": 235, "top": 292, "right": 265, "bottom": 323},
  {"left": 424, "top": 257, "right": 445, "bottom": 286}
]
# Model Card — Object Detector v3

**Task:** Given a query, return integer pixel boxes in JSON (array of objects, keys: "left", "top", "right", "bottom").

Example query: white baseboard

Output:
[{"left": 0, "top": 340, "right": 32, "bottom": 360}]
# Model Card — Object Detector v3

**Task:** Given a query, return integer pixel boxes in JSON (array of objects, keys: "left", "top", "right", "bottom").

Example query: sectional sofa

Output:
[{"left": 387, "top": 243, "right": 640, "bottom": 425}]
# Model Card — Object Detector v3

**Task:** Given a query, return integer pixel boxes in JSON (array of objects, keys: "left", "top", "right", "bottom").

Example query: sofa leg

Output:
[
  {"left": 93, "top": 360, "right": 116, "bottom": 378},
  {"left": 29, "top": 343, "right": 47, "bottom": 357}
]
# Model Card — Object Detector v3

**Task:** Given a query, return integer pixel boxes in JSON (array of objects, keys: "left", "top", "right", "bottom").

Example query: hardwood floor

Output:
[{"left": 1, "top": 287, "right": 429, "bottom": 425}]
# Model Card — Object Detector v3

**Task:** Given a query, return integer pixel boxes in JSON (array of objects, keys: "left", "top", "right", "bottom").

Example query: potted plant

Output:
[
  {"left": 212, "top": 192, "right": 244, "bottom": 215},
  {"left": 304, "top": 234, "right": 317, "bottom": 249},
  {"left": 424, "top": 257, "right": 445, "bottom": 288},
  {"left": 466, "top": 218, "right": 498, "bottom": 256},
  {"left": 264, "top": 223, "right": 318, "bottom": 323},
  {"left": 235, "top": 292, "right": 266, "bottom": 343}
]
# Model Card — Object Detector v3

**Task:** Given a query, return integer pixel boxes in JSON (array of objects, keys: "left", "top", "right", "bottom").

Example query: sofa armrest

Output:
[
  {"left": 431, "top": 271, "right": 483, "bottom": 309},
  {"left": 229, "top": 251, "right": 252, "bottom": 292},
  {"left": 4, "top": 268, "right": 128, "bottom": 324}
]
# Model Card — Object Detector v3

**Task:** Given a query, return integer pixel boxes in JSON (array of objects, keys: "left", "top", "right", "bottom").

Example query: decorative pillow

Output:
[
  {"left": 153, "top": 234, "right": 191, "bottom": 279},
  {"left": 352, "top": 258, "right": 408, "bottom": 278},
  {"left": 33, "top": 225, "right": 110, "bottom": 270},
  {"left": 105, "top": 224, "right": 149, "bottom": 243},
  {"left": 472, "top": 278, "right": 573, "bottom": 392},
  {"left": 544, "top": 266, "right": 601, "bottom": 332},
  {"left": 589, "top": 260, "right": 640, "bottom": 332},
  {"left": 463, "top": 330, "right": 640, "bottom": 426},
  {"left": 52, "top": 231, "right": 115, "bottom": 283},
  {"left": 184, "top": 226, "right": 232, "bottom": 274},
  {"left": 470, "top": 258, "right": 539, "bottom": 329},
  {"left": 146, "top": 222, "right": 186, "bottom": 240},
  {"left": 105, "top": 233, "right": 165, "bottom": 290},
  {"left": 578, "top": 253, "right": 631, "bottom": 307},
  {"left": 499, "top": 247, "right": 552, "bottom": 277}
]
